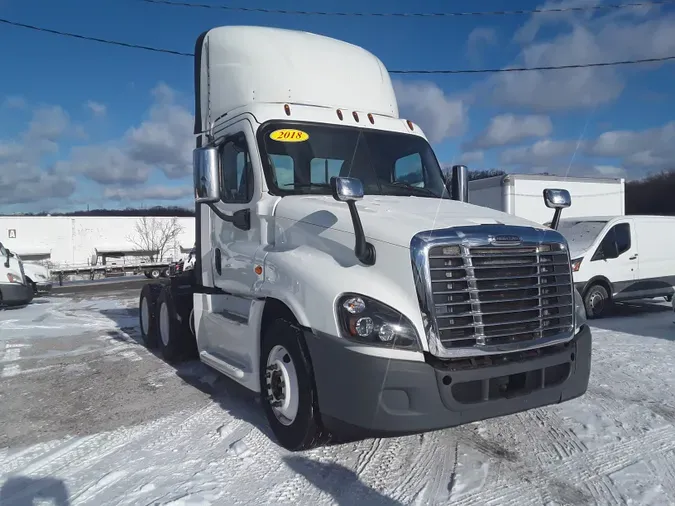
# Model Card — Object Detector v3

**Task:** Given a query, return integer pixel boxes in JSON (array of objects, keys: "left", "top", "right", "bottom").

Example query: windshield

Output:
[
  {"left": 557, "top": 220, "right": 608, "bottom": 255},
  {"left": 257, "top": 121, "right": 449, "bottom": 198}
]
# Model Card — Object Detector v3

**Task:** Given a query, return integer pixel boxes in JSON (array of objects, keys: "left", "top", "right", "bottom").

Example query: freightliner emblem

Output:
[{"left": 488, "top": 234, "right": 522, "bottom": 245}]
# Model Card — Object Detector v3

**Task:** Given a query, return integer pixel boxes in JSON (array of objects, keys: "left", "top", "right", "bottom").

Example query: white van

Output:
[
  {"left": 0, "top": 242, "right": 34, "bottom": 307},
  {"left": 557, "top": 215, "right": 675, "bottom": 318}
]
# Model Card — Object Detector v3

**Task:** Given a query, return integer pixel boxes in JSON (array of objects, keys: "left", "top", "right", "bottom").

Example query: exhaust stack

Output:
[{"left": 451, "top": 165, "right": 469, "bottom": 203}]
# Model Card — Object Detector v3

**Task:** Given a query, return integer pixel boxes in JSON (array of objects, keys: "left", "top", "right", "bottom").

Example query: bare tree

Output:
[{"left": 127, "top": 217, "right": 184, "bottom": 262}]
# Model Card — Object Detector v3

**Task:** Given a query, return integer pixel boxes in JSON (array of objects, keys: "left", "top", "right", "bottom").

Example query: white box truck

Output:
[
  {"left": 138, "top": 25, "right": 592, "bottom": 451},
  {"left": 469, "top": 174, "right": 625, "bottom": 225}
]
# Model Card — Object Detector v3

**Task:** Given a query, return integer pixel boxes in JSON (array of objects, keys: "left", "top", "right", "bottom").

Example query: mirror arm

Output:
[
  {"left": 346, "top": 200, "right": 376, "bottom": 266},
  {"left": 205, "top": 203, "right": 251, "bottom": 231},
  {"left": 550, "top": 208, "right": 563, "bottom": 230}
]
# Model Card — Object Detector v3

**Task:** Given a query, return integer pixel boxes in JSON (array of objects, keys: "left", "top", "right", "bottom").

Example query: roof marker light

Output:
[
  {"left": 284, "top": 104, "right": 291, "bottom": 116},
  {"left": 367, "top": 113, "right": 375, "bottom": 124},
  {"left": 352, "top": 111, "right": 360, "bottom": 122},
  {"left": 406, "top": 120, "right": 414, "bottom": 131},
  {"left": 337, "top": 109, "right": 343, "bottom": 120}
]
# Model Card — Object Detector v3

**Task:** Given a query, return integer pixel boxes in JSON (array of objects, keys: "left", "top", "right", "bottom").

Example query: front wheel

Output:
[
  {"left": 259, "top": 319, "right": 325, "bottom": 451},
  {"left": 584, "top": 284, "right": 611, "bottom": 319}
]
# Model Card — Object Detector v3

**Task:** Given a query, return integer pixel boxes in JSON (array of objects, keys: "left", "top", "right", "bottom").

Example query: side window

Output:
[
  {"left": 394, "top": 153, "right": 424, "bottom": 186},
  {"left": 310, "top": 158, "right": 342, "bottom": 184},
  {"left": 221, "top": 137, "right": 253, "bottom": 203},
  {"left": 593, "top": 223, "right": 631, "bottom": 260},
  {"left": 614, "top": 223, "right": 631, "bottom": 255}
]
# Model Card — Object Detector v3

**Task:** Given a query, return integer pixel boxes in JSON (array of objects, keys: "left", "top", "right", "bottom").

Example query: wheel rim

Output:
[
  {"left": 159, "top": 301, "right": 170, "bottom": 347},
  {"left": 590, "top": 291, "right": 605, "bottom": 313},
  {"left": 152, "top": 270, "right": 160, "bottom": 278},
  {"left": 265, "top": 345, "right": 299, "bottom": 426},
  {"left": 141, "top": 297, "right": 149, "bottom": 335}
]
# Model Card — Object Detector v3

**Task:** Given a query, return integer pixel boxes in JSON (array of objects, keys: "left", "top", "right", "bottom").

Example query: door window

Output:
[
  {"left": 593, "top": 223, "right": 631, "bottom": 260},
  {"left": 221, "top": 136, "right": 254, "bottom": 203}
]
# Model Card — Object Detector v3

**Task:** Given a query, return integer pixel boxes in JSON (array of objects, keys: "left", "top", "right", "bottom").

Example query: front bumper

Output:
[
  {"left": 34, "top": 281, "right": 53, "bottom": 294},
  {"left": 1, "top": 283, "right": 34, "bottom": 306},
  {"left": 305, "top": 325, "right": 592, "bottom": 438}
]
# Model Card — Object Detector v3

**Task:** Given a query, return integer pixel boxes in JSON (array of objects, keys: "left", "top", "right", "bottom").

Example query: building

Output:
[{"left": 0, "top": 216, "right": 195, "bottom": 268}]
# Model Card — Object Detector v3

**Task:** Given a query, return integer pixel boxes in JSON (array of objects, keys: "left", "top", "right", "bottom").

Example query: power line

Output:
[
  {"left": 0, "top": 18, "right": 193, "bottom": 56},
  {"left": 2, "top": 17, "right": 675, "bottom": 73},
  {"left": 142, "top": 0, "right": 675, "bottom": 17}
]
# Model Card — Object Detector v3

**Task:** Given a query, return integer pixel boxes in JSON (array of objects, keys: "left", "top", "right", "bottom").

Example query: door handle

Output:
[
  {"left": 629, "top": 254, "right": 638, "bottom": 260},
  {"left": 215, "top": 248, "right": 222, "bottom": 275}
]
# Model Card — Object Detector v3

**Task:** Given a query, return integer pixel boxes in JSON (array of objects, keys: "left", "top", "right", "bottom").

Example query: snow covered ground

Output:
[{"left": 1, "top": 291, "right": 674, "bottom": 506}]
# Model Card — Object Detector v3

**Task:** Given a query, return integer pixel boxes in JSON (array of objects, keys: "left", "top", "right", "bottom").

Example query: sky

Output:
[{"left": 0, "top": 0, "right": 674, "bottom": 214}]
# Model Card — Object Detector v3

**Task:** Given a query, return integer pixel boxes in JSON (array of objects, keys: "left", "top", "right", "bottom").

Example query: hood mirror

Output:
[
  {"left": 543, "top": 188, "right": 571, "bottom": 230},
  {"left": 331, "top": 176, "right": 364, "bottom": 202},
  {"left": 330, "top": 177, "right": 375, "bottom": 266}
]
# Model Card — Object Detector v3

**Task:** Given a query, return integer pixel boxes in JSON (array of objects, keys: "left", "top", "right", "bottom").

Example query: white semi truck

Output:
[
  {"left": 0, "top": 242, "right": 34, "bottom": 307},
  {"left": 139, "top": 26, "right": 592, "bottom": 451},
  {"left": 469, "top": 174, "right": 626, "bottom": 225}
]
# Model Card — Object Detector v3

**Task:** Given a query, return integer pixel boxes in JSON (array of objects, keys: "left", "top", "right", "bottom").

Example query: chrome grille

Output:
[{"left": 428, "top": 242, "right": 574, "bottom": 350}]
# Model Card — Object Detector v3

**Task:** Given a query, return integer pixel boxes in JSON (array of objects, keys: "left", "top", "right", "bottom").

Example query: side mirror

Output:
[
  {"left": 329, "top": 176, "right": 375, "bottom": 266},
  {"left": 330, "top": 176, "right": 364, "bottom": 202},
  {"left": 543, "top": 188, "right": 571, "bottom": 230},
  {"left": 193, "top": 146, "right": 220, "bottom": 203}
]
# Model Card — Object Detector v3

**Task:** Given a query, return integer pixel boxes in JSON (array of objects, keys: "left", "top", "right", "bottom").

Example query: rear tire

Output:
[
  {"left": 260, "top": 318, "right": 325, "bottom": 451},
  {"left": 139, "top": 283, "right": 162, "bottom": 348},
  {"left": 584, "top": 284, "right": 610, "bottom": 319},
  {"left": 156, "top": 286, "right": 193, "bottom": 363},
  {"left": 150, "top": 269, "right": 161, "bottom": 279}
]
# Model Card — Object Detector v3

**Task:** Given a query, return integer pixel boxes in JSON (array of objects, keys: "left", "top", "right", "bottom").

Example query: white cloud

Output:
[
  {"left": 457, "top": 151, "right": 485, "bottom": 164},
  {"left": 467, "top": 114, "right": 552, "bottom": 149},
  {"left": 593, "top": 165, "right": 626, "bottom": 177},
  {"left": 491, "top": 5, "right": 675, "bottom": 111},
  {"left": 104, "top": 185, "right": 193, "bottom": 201},
  {"left": 467, "top": 27, "right": 497, "bottom": 63},
  {"left": 393, "top": 80, "right": 468, "bottom": 143},
  {"left": 86, "top": 100, "right": 107, "bottom": 117},
  {"left": 0, "top": 105, "right": 77, "bottom": 206},
  {"left": 3, "top": 96, "right": 26, "bottom": 109},
  {"left": 501, "top": 139, "right": 580, "bottom": 165},
  {"left": 58, "top": 82, "right": 194, "bottom": 185},
  {"left": 586, "top": 121, "right": 675, "bottom": 168}
]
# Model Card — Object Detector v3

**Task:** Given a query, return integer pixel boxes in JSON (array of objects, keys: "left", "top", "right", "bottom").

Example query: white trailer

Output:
[
  {"left": 469, "top": 174, "right": 625, "bottom": 225},
  {"left": 138, "top": 25, "right": 592, "bottom": 451}
]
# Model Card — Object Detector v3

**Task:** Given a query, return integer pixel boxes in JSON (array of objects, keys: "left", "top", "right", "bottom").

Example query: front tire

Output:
[
  {"left": 260, "top": 319, "right": 325, "bottom": 451},
  {"left": 584, "top": 284, "right": 611, "bottom": 319}
]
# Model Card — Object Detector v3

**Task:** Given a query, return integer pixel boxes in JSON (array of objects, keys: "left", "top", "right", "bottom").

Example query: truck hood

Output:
[{"left": 273, "top": 195, "right": 550, "bottom": 248}]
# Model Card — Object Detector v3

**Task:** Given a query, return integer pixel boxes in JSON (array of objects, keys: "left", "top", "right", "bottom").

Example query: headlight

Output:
[
  {"left": 571, "top": 257, "right": 583, "bottom": 272},
  {"left": 6, "top": 273, "right": 22, "bottom": 284},
  {"left": 574, "top": 287, "right": 587, "bottom": 332},
  {"left": 336, "top": 294, "right": 421, "bottom": 351}
]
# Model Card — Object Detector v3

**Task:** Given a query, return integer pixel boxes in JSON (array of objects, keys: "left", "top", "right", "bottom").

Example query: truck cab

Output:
[
  {"left": 139, "top": 25, "right": 592, "bottom": 451},
  {"left": 0, "top": 242, "right": 34, "bottom": 307}
]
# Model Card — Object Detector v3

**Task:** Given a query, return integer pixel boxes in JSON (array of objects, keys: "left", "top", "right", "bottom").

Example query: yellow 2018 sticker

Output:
[{"left": 269, "top": 129, "right": 309, "bottom": 142}]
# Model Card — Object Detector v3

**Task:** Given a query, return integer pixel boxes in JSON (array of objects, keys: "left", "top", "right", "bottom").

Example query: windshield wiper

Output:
[
  {"left": 282, "top": 182, "right": 332, "bottom": 189},
  {"left": 384, "top": 181, "right": 439, "bottom": 197}
]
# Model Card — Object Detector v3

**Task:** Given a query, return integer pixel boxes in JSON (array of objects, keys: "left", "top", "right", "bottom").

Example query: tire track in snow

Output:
[{"left": 454, "top": 423, "right": 675, "bottom": 506}]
